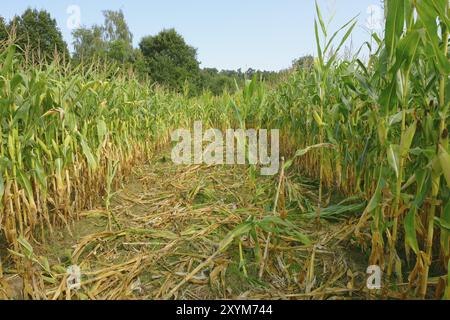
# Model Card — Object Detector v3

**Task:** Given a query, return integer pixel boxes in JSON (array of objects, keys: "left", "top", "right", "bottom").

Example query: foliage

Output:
[
  {"left": 72, "top": 10, "right": 135, "bottom": 65},
  {"left": 72, "top": 25, "right": 107, "bottom": 62},
  {"left": 139, "top": 29, "right": 202, "bottom": 93},
  {"left": 8, "top": 9, "right": 69, "bottom": 60},
  {"left": 0, "top": 16, "right": 7, "bottom": 42}
]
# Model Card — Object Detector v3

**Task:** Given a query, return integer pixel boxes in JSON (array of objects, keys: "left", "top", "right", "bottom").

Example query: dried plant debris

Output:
[{"left": 1, "top": 152, "right": 374, "bottom": 300}]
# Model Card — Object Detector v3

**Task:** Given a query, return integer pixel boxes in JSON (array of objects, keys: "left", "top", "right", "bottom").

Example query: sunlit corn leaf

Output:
[
  {"left": 365, "top": 168, "right": 386, "bottom": 214},
  {"left": 79, "top": 135, "right": 98, "bottom": 170},
  {"left": 385, "top": 0, "right": 405, "bottom": 58},
  {"left": 284, "top": 143, "right": 335, "bottom": 170},
  {"left": 399, "top": 121, "right": 416, "bottom": 158},
  {"left": 257, "top": 216, "right": 310, "bottom": 245},
  {"left": 414, "top": 0, "right": 450, "bottom": 74},
  {"left": 387, "top": 144, "right": 400, "bottom": 178},
  {"left": 17, "top": 236, "right": 34, "bottom": 259},
  {"left": 405, "top": 170, "right": 431, "bottom": 254},
  {"left": 17, "top": 169, "right": 34, "bottom": 202}
]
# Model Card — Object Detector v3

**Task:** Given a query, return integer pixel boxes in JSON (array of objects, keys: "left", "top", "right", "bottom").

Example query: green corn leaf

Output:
[
  {"left": 17, "top": 169, "right": 34, "bottom": 202},
  {"left": 366, "top": 188, "right": 382, "bottom": 214},
  {"left": 10, "top": 73, "right": 25, "bottom": 92},
  {"left": 380, "top": 77, "right": 398, "bottom": 114},
  {"left": 389, "top": 111, "right": 404, "bottom": 126},
  {"left": 365, "top": 168, "right": 385, "bottom": 214},
  {"left": 326, "top": 20, "right": 357, "bottom": 69},
  {"left": 80, "top": 136, "right": 98, "bottom": 170},
  {"left": 51, "top": 139, "right": 60, "bottom": 156},
  {"left": 405, "top": 207, "right": 420, "bottom": 254},
  {"left": 438, "top": 145, "right": 450, "bottom": 188},
  {"left": 315, "top": 0, "right": 327, "bottom": 38},
  {"left": 385, "top": 0, "right": 406, "bottom": 58},
  {"left": 325, "top": 17, "right": 358, "bottom": 55},
  {"left": 314, "top": 20, "right": 324, "bottom": 66},
  {"left": 97, "top": 119, "right": 108, "bottom": 143},
  {"left": 390, "top": 29, "right": 421, "bottom": 73},
  {"left": 219, "top": 221, "right": 253, "bottom": 252},
  {"left": 17, "top": 236, "right": 34, "bottom": 259},
  {"left": 400, "top": 121, "right": 417, "bottom": 157},
  {"left": 415, "top": 0, "right": 450, "bottom": 74},
  {"left": 435, "top": 217, "right": 450, "bottom": 232},
  {"left": 1, "top": 45, "right": 15, "bottom": 75},
  {"left": 284, "top": 143, "right": 335, "bottom": 170},
  {"left": 36, "top": 137, "right": 53, "bottom": 159},
  {"left": 430, "top": 0, "right": 450, "bottom": 27},
  {"left": 387, "top": 144, "right": 400, "bottom": 178},
  {"left": 38, "top": 256, "right": 53, "bottom": 277},
  {"left": 258, "top": 216, "right": 310, "bottom": 245},
  {"left": 33, "top": 159, "right": 47, "bottom": 191}
]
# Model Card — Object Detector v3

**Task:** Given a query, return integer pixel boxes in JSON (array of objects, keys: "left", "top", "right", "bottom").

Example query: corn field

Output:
[{"left": 0, "top": 0, "right": 449, "bottom": 300}]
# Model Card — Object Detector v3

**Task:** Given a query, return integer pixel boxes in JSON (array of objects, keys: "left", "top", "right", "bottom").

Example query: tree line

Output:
[{"left": 0, "top": 8, "right": 311, "bottom": 95}]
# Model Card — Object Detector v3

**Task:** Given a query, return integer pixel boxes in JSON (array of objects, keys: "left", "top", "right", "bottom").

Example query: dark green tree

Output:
[
  {"left": 139, "top": 29, "right": 201, "bottom": 92},
  {"left": 102, "top": 10, "right": 134, "bottom": 63},
  {"left": 9, "top": 9, "right": 69, "bottom": 59},
  {"left": 72, "top": 10, "right": 134, "bottom": 64}
]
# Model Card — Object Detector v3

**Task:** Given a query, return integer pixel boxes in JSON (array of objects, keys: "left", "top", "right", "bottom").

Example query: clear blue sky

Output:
[{"left": 1, "top": 0, "right": 383, "bottom": 71}]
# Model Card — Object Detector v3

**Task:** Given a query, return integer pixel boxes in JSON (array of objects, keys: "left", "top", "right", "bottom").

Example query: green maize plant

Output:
[{"left": 0, "top": 45, "right": 187, "bottom": 247}]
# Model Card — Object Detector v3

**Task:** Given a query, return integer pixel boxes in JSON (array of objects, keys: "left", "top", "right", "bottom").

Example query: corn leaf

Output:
[
  {"left": 79, "top": 136, "right": 98, "bottom": 170},
  {"left": 400, "top": 121, "right": 417, "bottom": 157},
  {"left": 385, "top": 0, "right": 406, "bottom": 58},
  {"left": 219, "top": 221, "right": 253, "bottom": 252},
  {"left": 387, "top": 144, "right": 400, "bottom": 178}
]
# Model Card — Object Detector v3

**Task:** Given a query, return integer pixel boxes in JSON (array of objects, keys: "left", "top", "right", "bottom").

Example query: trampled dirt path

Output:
[{"left": 2, "top": 152, "right": 370, "bottom": 300}]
